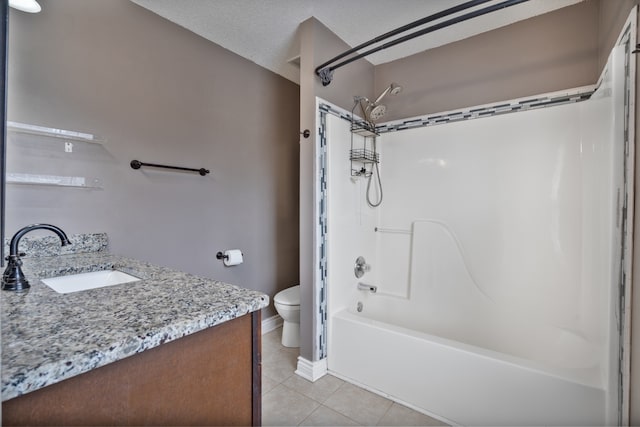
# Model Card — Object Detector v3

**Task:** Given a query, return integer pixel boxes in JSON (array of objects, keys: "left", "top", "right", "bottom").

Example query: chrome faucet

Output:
[{"left": 2, "top": 224, "right": 71, "bottom": 291}]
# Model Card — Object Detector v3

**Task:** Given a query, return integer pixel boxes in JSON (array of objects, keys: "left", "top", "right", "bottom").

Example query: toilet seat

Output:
[{"left": 274, "top": 285, "right": 300, "bottom": 306}]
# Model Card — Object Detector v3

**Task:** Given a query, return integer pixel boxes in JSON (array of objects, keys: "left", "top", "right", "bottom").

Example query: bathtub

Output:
[
  {"left": 327, "top": 220, "right": 610, "bottom": 425},
  {"left": 329, "top": 305, "right": 607, "bottom": 426}
]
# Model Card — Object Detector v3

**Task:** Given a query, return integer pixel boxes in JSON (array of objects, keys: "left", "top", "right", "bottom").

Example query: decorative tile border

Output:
[
  {"left": 317, "top": 105, "right": 328, "bottom": 360},
  {"left": 320, "top": 87, "right": 596, "bottom": 135},
  {"left": 377, "top": 90, "right": 594, "bottom": 133}
]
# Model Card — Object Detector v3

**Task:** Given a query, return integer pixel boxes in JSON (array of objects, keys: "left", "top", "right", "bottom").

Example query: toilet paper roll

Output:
[{"left": 223, "top": 249, "right": 243, "bottom": 266}]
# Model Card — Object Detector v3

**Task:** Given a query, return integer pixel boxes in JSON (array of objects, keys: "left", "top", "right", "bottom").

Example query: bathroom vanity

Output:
[{"left": 1, "top": 235, "right": 268, "bottom": 426}]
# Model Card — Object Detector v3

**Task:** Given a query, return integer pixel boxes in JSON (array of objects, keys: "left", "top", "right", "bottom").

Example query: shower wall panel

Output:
[
  {"left": 376, "top": 83, "right": 618, "bottom": 376},
  {"left": 325, "top": 115, "right": 377, "bottom": 316}
]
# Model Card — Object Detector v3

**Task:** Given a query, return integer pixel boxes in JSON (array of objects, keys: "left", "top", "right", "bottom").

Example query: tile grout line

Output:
[
  {"left": 297, "top": 403, "right": 364, "bottom": 427},
  {"left": 265, "top": 346, "right": 362, "bottom": 426},
  {"left": 264, "top": 328, "right": 412, "bottom": 426},
  {"left": 375, "top": 401, "right": 396, "bottom": 427},
  {"left": 262, "top": 329, "right": 448, "bottom": 426}
]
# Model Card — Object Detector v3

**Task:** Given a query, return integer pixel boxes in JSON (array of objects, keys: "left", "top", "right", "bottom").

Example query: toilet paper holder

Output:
[{"left": 216, "top": 250, "right": 244, "bottom": 266}]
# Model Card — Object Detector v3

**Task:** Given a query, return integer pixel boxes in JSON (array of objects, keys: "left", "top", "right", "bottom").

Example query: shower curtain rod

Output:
[
  {"left": 315, "top": 0, "right": 530, "bottom": 86},
  {"left": 314, "top": 0, "right": 491, "bottom": 79}
]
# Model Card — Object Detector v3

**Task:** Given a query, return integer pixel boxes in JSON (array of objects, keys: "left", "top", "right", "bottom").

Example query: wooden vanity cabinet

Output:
[{"left": 2, "top": 311, "right": 262, "bottom": 426}]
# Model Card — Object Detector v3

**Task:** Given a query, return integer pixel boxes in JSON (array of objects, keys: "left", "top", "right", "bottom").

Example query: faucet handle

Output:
[
  {"left": 4, "top": 252, "right": 25, "bottom": 261},
  {"left": 354, "top": 256, "right": 371, "bottom": 278}
]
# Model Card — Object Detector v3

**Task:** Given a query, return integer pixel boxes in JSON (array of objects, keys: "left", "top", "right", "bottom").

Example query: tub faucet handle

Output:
[{"left": 354, "top": 256, "right": 371, "bottom": 278}]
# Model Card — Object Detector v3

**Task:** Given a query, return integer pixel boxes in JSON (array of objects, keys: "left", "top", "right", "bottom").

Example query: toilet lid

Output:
[{"left": 274, "top": 285, "right": 300, "bottom": 306}]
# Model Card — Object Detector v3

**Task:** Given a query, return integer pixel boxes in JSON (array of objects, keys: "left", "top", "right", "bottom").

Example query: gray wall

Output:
[
  {"left": 374, "top": 0, "right": 600, "bottom": 121},
  {"left": 597, "top": 0, "right": 638, "bottom": 70},
  {"left": 6, "top": 0, "right": 300, "bottom": 318}
]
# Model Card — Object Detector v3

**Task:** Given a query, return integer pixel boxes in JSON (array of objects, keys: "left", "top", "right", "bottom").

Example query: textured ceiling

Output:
[{"left": 131, "top": 0, "right": 583, "bottom": 84}]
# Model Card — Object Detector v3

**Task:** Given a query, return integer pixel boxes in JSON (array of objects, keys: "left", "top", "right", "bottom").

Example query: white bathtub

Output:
[{"left": 329, "top": 306, "right": 607, "bottom": 426}]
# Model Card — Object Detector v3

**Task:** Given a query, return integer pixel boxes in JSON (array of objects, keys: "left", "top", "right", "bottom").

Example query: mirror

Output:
[{"left": 1, "top": 1, "right": 8, "bottom": 265}]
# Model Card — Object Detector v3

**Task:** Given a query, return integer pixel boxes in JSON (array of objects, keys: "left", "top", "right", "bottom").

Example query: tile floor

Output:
[{"left": 262, "top": 327, "right": 447, "bottom": 426}]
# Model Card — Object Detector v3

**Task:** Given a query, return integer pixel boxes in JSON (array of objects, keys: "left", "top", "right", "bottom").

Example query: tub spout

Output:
[{"left": 357, "top": 282, "right": 377, "bottom": 293}]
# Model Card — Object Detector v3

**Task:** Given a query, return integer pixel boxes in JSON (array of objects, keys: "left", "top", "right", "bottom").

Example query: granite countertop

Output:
[{"left": 1, "top": 251, "right": 269, "bottom": 401}]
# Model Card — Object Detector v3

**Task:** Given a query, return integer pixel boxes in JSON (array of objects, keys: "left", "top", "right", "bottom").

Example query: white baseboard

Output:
[
  {"left": 295, "top": 356, "right": 328, "bottom": 382},
  {"left": 261, "top": 314, "right": 283, "bottom": 334}
]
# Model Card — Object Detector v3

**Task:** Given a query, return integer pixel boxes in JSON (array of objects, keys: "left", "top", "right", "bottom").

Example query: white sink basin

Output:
[{"left": 41, "top": 270, "right": 141, "bottom": 294}]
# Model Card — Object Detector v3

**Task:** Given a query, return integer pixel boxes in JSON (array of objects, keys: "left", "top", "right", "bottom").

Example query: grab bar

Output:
[
  {"left": 375, "top": 227, "right": 411, "bottom": 235},
  {"left": 130, "top": 160, "right": 210, "bottom": 176},
  {"left": 357, "top": 282, "right": 377, "bottom": 293}
]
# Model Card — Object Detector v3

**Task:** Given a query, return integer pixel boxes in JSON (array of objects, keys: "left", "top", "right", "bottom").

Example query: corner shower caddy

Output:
[{"left": 350, "top": 117, "right": 379, "bottom": 177}]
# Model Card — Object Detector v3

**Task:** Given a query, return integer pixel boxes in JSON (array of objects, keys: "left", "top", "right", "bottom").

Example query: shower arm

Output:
[
  {"left": 315, "top": 0, "right": 530, "bottom": 86},
  {"left": 373, "top": 86, "right": 392, "bottom": 106}
]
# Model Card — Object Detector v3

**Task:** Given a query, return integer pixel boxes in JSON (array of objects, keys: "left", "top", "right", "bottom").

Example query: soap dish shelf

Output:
[
  {"left": 349, "top": 118, "right": 380, "bottom": 177},
  {"left": 7, "top": 173, "right": 103, "bottom": 189},
  {"left": 349, "top": 149, "right": 379, "bottom": 164},
  {"left": 7, "top": 121, "right": 106, "bottom": 144},
  {"left": 350, "top": 121, "right": 379, "bottom": 137}
]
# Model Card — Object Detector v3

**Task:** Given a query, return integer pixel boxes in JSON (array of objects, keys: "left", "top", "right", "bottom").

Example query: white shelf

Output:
[
  {"left": 7, "top": 173, "right": 103, "bottom": 189},
  {"left": 7, "top": 121, "right": 106, "bottom": 144}
]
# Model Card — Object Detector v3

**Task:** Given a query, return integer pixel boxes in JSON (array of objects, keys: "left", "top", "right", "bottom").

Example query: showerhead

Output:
[
  {"left": 367, "top": 82, "right": 403, "bottom": 122},
  {"left": 353, "top": 82, "right": 403, "bottom": 124},
  {"left": 368, "top": 104, "right": 387, "bottom": 121}
]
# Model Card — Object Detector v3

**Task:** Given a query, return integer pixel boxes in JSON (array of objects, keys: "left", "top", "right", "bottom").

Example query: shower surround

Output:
[{"left": 319, "top": 43, "right": 630, "bottom": 426}]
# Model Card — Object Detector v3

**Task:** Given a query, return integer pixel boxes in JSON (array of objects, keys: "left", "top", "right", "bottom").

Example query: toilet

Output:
[{"left": 273, "top": 285, "right": 300, "bottom": 347}]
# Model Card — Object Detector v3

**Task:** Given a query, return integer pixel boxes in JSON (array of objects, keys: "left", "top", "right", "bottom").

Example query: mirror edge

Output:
[{"left": 1, "top": 0, "right": 7, "bottom": 266}]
